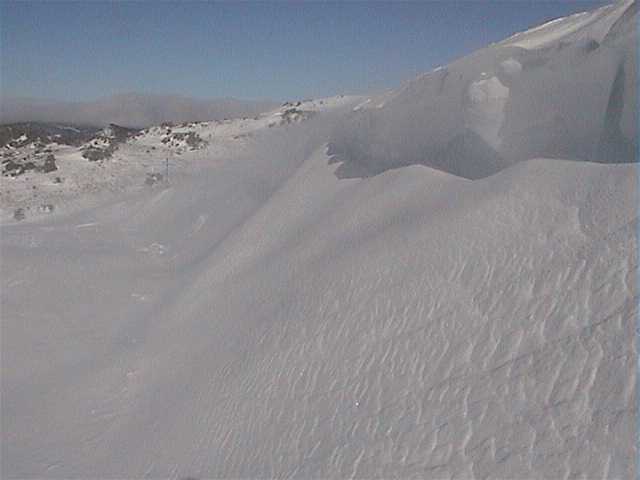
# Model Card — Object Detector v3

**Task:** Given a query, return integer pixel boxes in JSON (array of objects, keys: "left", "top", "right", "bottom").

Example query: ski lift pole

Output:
[{"left": 165, "top": 157, "right": 169, "bottom": 185}]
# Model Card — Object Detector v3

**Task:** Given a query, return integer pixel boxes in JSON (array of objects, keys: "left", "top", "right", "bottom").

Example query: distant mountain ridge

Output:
[
  {"left": 0, "top": 122, "right": 101, "bottom": 148},
  {"left": 0, "top": 93, "right": 279, "bottom": 128}
]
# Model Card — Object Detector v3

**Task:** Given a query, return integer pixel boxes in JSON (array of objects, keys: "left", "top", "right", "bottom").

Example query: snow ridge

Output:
[{"left": 329, "top": 0, "right": 637, "bottom": 179}]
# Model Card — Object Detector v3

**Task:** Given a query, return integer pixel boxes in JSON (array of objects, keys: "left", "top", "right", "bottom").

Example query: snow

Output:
[
  {"left": 500, "top": 57, "right": 522, "bottom": 76},
  {"left": 466, "top": 76, "right": 510, "bottom": 149},
  {"left": 500, "top": 0, "right": 634, "bottom": 50},
  {"left": 0, "top": 96, "right": 360, "bottom": 223},
  {"left": 1, "top": 2, "right": 637, "bottom": 478},
  {"left": 329, "top": 0, "right": 636, "bottom": 179}
]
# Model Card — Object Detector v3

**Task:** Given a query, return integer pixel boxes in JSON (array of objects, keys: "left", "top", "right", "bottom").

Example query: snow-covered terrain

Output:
[
  {"left": 330, "top": 0, "right": 636, "bottom": 180},
  {"left": 0, "top": 96, "right": 356, "bottom": 223},
  {"left": 1, "top": 2, "right": 637, "bottom": 478}
]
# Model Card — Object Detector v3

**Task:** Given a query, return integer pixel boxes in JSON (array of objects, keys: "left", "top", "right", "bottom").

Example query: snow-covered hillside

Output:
[
  {"left": 1, "top": 2, "right": 637, "bottom": 478},
  {"left": 0, "top": 96, "right": 357, "bottom": 222},
  {"left": 330, "top": 0, "right": 636, "bottom": 179}
]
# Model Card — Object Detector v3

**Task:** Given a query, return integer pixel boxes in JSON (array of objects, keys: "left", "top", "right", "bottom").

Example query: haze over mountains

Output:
[{"left": 0, "top": 93, "right": 279, "bottom": 128}]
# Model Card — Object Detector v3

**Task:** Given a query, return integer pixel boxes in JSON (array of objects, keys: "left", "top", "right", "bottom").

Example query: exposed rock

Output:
[
  {"left": 161, "top": 130, "right": 208, "bottom": 151},
  {"left": 102, "top": 123, "right": 141, "bottom": 142},
  {"left": 145, "top": 172, "right": 164, "bottom": 186},
  {"left": 13, "top": 208, "right": 25, "bottom": 221},
  {"left": 279, "top": 107, "right": 314, "bottom": 125},
  {"left": 41, "top": 154, "right": 57, "bottom": 173},
  {"left": 0, "top": 122, "right": 100, "bottom": 148},
  {"left": 80, "top": 123, "right": 141, "bottom": 162},
  {"left": 82, "top": 146, "right": 114, "bottom": 162},
  {"left": 2, "top": 156, "right": 44, "bottom": 177},
  {"left": 37, "top": 204, "right": 54, "bottom": 214}
]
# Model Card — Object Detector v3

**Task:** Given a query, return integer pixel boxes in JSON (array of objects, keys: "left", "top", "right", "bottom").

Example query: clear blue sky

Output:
[{"left": 1, "top": 1, "right": 608, "bottom": 102}]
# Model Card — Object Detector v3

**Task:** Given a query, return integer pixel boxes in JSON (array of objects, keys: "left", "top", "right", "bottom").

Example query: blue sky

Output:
[{"left": 1, "top": 1, "right": 608, "bottom": 102}]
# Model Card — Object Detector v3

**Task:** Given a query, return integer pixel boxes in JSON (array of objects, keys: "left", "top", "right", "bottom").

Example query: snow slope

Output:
[
  {"left": 1, "top": 2, "right": 637, "bottom": 478},
  {"left": 0, "top": 96, "right": 357, "bottom": 222},
  {"left": 330, "top": 0, "right": 637, "bottom": 178}
]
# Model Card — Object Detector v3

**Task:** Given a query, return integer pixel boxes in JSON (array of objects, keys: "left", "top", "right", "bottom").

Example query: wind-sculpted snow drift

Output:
[
  {"left": 1, "top": 2, "right": 637, "bottom": 479},
  {"left": 330, "top": 0, "right": 637, "bottom": 179}
]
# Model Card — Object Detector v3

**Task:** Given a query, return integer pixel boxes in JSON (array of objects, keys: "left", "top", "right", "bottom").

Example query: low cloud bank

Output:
[{"left": 0, "top": 93, "right": 279, "bottom": 127}]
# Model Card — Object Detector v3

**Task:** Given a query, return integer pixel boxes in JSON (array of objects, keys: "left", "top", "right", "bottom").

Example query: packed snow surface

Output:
[{"left": 1, "top": 2, "right": 637, "bottom": 478}]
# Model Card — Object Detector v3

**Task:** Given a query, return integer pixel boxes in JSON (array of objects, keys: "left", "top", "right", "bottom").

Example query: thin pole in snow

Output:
[{"left": 165, "top": 157, "right": 169, "bottom": 185}]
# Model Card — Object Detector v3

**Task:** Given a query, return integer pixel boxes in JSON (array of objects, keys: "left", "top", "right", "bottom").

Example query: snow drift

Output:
[
  {"left": 1, "top": 2, "right": 637, "bottom": 479},
  {"left": 330, "top": 0, "right": 637, "bottom": 179}
]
